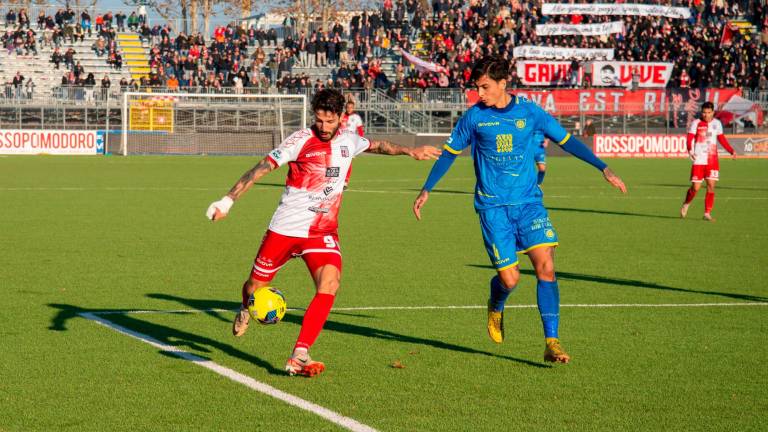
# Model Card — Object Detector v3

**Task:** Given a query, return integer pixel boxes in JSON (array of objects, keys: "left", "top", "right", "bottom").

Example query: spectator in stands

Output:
[
  {"left": 139, "top": 23, "right": 150, "bottom": 45},
  {"left": 127, "top": 11, "right": 138, "bottom": 31},
  {"left": 5, "top": 9, "right": 16, "bottom": 29},
  {"left": 18, "top": 8, "right": 29, "bottom": 29},
  {"left": 50, "top": 47, "right": 62, "bottom": 69},
  {"left": 24, "top": 77, "right": 35, "bottom": 99},
  {"left": 167, "top": 74, "right": 179, "bottom": 91},
  {"left": 317, "top": 34, "right": 328, "bottom": 67},
  {"left": 81, "top": 10, "right": 92, "bottom": 37},
  {"left": 84, "top": 72, "right": 96, "bottom": 87},
  {"left": 116, "top": 11, "right": 126, "bottom": 32},
  {"left": 37, "top": 10, "right": 45, "bottom": 30},
  {"left": 93, "top": 37, "right": 106, "bottom": 57},
  {"left": 309, "top": 32, "right": 320, "bottom": 68},
  {"left": 23, "top": 30, "right": 36, "bottom": 55},
  {"left": 267, "top": 28, "right": 278, "bottom": 46},
  {"left": 64, "top": 47, "right": 75, "bottom": 70},
  {"left": 73, "top": 61, "right": 84, "bottom": 79},
  {"left": 12, "top": 72, "right": 24, "bottom": 98},
  {"left": 138, "top": 5, "right": 147, "bottom": 26},
  {"left": 584, "top": 119, "right": 597, "bottom": 137}
]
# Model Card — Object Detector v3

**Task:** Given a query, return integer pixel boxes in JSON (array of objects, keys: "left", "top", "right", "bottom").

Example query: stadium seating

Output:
[{"left": 1, "top": 1, "right": 766, "bottom": 100}]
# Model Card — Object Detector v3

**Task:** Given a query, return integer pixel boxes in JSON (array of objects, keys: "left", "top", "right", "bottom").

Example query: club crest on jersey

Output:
[
  {"left": 515, "top": 119, "right": 526, "bottom": 129},
  {"left": 325, "top": 167, "right": 340, "bottom": 177},
  {"left": 340, "top": 146, "right": 349, "bottom": 157},
  {"left": 545, "top": 229, "right": 555, "bottom": 239},
  {"left": 323, "top": 186, "right": 333, "bottom": 196}
]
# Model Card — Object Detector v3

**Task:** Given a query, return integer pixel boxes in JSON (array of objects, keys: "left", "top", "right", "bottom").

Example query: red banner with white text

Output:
[{"left": 465, "top": 88, "right": 743, "bottom": 115}]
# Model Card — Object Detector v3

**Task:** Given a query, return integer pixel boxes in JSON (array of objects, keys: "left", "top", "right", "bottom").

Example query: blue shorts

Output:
[
  {"left": 534, "top": 146, "right": 546, "bottom": 164},
  {"left": 478, "top": 203, "right": 558, "bottom": 270}
]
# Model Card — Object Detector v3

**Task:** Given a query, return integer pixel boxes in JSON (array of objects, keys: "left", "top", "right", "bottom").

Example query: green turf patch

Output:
[{"left": 1, "top": 155, "right": 766, "bottom": 431}]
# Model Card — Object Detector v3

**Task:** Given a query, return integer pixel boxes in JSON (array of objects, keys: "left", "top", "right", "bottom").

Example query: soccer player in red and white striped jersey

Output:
[
  {"left": 206, "top": 89, "right": 440, "bottom": 377},
  {"left": 340, "top": 100, "right": 364, "bottom": 137},
  {"left": 340, "top": 100, "right": 364, "bottom": 188},
  {"left": 680, "top": 102, "right": 736, "bottom": 221}
]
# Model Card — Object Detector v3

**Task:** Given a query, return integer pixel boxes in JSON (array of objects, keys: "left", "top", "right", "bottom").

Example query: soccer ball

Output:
[{"left": 247, "top": 287, "right": 287, "bottom": 325}]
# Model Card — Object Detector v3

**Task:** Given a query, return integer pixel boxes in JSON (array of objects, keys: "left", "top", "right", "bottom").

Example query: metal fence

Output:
[{"left": 3, "top": 86, "right": 766, "bottom": 136}]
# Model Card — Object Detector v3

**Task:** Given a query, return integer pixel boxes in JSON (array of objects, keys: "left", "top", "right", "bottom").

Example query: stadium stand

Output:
[{"left": 1, "top": 1, "right": 766, "bottom": 100}]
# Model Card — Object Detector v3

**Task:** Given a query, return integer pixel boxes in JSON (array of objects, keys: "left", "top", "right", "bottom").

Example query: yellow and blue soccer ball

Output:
[{"left": 247, "top": 287, "right": 287, "bottom": 325}]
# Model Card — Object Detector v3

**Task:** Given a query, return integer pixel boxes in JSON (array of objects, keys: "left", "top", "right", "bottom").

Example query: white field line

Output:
[
  {"left": 2, "top": 186, "right": 765, "bottom": 200},
  {"left": 79, "top": 312, "right": 378, "bottom": 432},
  {"left": 87, "top": 302, "right": 768, "bottom": 316}
]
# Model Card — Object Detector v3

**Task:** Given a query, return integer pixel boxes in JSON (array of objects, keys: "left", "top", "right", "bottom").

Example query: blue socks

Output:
[
  {"left": 537, "top": 170, "right": 546, "bottom": 185},
  {"left": 489, "top": 275, "right": 516, "bottom": 312},
  {"left": 537, "top": 279, "right": 560, "bottom": 338}
]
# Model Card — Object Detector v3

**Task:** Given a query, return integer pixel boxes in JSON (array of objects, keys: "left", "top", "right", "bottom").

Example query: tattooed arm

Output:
[
  {"left": 226, "top": 157, "right": 277, "bottom": 200},
  {"left": 206, "top": 157, "right": 277, "bottom": 221},
  {"left": 366, "top": 140, "right": 441, "bottom": 160}
]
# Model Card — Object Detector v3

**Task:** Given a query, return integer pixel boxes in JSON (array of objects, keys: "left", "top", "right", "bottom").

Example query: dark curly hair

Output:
[
  {"left": 470, "top": 56, "right": 510, "bottom": 84},
  {"left": 311, "top": 89, "right": 346, "bottom": 115}
]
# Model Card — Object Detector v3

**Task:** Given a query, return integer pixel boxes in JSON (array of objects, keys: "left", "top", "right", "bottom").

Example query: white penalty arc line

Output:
[
  {"left": 87, "top": 302, "right": 768, "bottom": 316},
  {"left": 79, "top": 312, "right": 378, "bottom": 432}
]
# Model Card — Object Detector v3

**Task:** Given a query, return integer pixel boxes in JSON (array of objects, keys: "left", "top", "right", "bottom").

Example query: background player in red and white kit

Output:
[
  {"left": 340, "top": 100, "right": 364, "bottom": 136},
  {"left": 680, "top": 102, "right": 736, "bottom": 221},
  {"left": 205, "top": 89, "right": 440, "bottom": 377},
  {"left": 340, "top": 100, "right": 364, "bottom": 188}
]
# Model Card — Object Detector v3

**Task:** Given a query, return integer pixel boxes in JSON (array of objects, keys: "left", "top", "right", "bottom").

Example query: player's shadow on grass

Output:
[
  {"left": 146, "top": 293, "right": 375, "bottom": 320},
  {"left": 547, "top": 206, "right": 679, "bottom": 220},
  {"left": 146, "top": 293, "right": 236, "bottom": 324},
  {"left": 145, "top": 294, "right": 552, "bottom": 369},
  {"left": 46, "top": 303, "right": 285, "bottom": 375},
  {"left": 467, "top": 265, "right": 768, "bottom": 302}
]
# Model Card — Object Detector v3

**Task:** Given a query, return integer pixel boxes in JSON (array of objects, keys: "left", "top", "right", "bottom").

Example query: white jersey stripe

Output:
[{"left": 298, "top": 249, "right": 342, "bottom": 256}]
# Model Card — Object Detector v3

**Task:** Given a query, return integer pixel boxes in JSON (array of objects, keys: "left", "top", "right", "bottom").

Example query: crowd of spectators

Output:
[
  {"left": 124, "top": 0, "right": 767, "bottom": 93},
  {"left": 2, "top": 1, "right": 767, "bottom": 96}
]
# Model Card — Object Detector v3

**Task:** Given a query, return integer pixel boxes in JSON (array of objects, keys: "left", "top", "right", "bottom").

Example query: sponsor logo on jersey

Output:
[
  {"left": 325, "top": 167, "right": 340, "bottom": 177},
  {"left": 496, "top": 134, "right": 514, "bottom": 153},
  {"left": 323, "top": 186, "right": 334, "bottom": 196},
  {"left": 270, "top": 149, "right": 282, "bottom": 159},
  {"left": 478, "top": 121, "right": 500, "bottom": 127},
  {"left": 305, "top": 151, "right": 325, "bottom": 158},
  {"left": 341, "top": 146, "right": 349, "bottom": 157},
  {"left": 515, "top": 119, "right": 526, "bottom": 129},
  {"left": 308, "top": 206, "right": 330, "bottom": 214}
]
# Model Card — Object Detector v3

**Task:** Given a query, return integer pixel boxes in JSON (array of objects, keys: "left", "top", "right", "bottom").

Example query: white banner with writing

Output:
[
  {"left": 590, "top": 61, "right": 674, "bottom": 88},
  {"left": 513, "top": 45, "right": 614, "bottom": 60},
  {"left": 536, "top": 21, "right": 624, "bottom": 36},
  {"left": 594, "top": 134, "right": 688, "bottom": 158},
  {"left": 0, "top": 129, "right": 104, "bottom": 155},
  {"left": 542, "top": 3, "right": 692, "bottom": 19}
]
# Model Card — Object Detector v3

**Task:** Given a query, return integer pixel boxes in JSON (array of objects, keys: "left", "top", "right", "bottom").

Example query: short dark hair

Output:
[
  {"left": 701, "top": 101, "right": 715, "bottom": 110},
  {"left": 470, "top": 56, "right": 510, "bottom": 84},
  {"left": 312, "top": 88, "right": 346, "bottom": 115}
]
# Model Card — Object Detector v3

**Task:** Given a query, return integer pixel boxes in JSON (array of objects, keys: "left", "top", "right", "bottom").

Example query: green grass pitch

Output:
[{"left": 1, "top": 154, "right": 766, "bottom": 431}]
